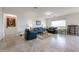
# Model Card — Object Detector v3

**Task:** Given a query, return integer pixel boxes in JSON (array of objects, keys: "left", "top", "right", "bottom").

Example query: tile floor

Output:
[{"left": 0, "top": 34, "right": 79, "bottom": 52}]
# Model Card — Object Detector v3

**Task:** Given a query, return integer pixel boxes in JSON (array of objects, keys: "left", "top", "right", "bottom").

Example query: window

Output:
[
  {"left": 51, "top": 20, "right": 66, "bottom": 34},
  {"left": 51, "top": 20, "right": 66, "bottom": 27}
]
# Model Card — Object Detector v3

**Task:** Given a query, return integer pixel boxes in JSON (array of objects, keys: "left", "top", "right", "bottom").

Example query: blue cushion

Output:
[
  {"left": 25, "top": 29, "right": 37, "bottom": 40},
  {"left": 33, "top": 27, "right": 45, "bottom": 33}
]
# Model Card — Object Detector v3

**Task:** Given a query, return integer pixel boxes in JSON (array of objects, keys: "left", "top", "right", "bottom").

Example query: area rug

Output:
[{"left": 37, "top": 33, "right": 52, "bottom": 40}]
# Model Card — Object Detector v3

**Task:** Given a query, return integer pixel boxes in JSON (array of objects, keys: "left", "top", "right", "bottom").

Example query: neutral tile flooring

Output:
[{"left": 0, "top": 34, "right": 79, "bottom": 52}]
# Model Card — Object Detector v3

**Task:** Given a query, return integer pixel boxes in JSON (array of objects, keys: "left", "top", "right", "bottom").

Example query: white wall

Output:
[
  {"left": 66, "top": 13, "right": 79, "bottom": 25},
  {"left": 3, "top": 8, "right": 46, "bottom": 34},
  {"left": 2, "top": 8, "right": 79, "bottom": 38},
  {"left": 3, "top": 8, "right": 29, "bottom": 33},
  {"left": 0, "top": 8, "right": 3, "bottom": 40},
  {"left": 47, "top": 13, "right": 79, "bottom": 28},
  {"left": 56, "top": 13, "right": 79, "bottom": 25}
]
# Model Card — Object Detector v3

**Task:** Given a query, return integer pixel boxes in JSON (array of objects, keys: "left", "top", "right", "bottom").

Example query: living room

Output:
[{"left": 0, "top": 7, "right": 79, "bottom": 51}]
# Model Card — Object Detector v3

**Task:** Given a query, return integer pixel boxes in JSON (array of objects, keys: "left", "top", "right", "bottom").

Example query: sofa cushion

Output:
[{"left": 33, "top": 27, "right": 45, "bottom": 33}]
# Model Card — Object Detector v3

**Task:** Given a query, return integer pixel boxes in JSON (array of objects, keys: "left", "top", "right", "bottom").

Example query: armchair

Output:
[
  {"left": 47, "top": 27, "right": 58, "bottom": 34},
  {"left": 25, "top": 29, "right": 37, "bottom": 40}
]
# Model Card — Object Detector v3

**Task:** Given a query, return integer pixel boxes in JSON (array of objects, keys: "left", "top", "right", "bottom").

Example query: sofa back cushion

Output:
[{"left": 34, "top": 27, "right": 38, "bottom": 30}]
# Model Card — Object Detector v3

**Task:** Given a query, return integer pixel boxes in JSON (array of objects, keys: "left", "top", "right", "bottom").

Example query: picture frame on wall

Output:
[
  {"left": 6, "top": 17, "right": 16, "bottom": 28},
  {"left": 36, "top": 21, "right": 41, "bottom": 25}
]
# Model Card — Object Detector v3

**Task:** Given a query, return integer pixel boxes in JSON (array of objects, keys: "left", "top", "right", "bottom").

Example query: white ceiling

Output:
[{"left": 3, "top": 7, "right": 79, "bottom": 17}]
